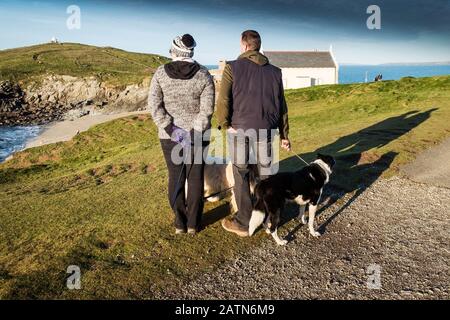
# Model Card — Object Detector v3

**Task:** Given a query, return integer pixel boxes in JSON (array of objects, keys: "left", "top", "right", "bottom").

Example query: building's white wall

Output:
[{"left": 281, "top": 67, "right": 337, "bottom": 89}]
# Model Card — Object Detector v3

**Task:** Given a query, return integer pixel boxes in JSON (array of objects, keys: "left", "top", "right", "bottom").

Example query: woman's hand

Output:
[
  {"left": 227, "top": 127, "right": 238, "bottom": 134},
  {"left": 171, "top": 126, "right": 190, "bottom": 147}
]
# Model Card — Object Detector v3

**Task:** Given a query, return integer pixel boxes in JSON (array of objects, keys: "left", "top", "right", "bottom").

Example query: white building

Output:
[{"left": 263, "top": 48, "right": 339, "bottom": 89}]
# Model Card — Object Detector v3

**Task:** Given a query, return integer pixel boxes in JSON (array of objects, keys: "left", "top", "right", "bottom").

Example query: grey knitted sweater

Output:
[{"left": 148, "top": 64, "right": 215, "bottom": 139}]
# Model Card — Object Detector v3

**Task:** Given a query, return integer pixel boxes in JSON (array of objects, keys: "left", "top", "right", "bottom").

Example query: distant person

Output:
[
  {"left": 148, "top": 34, "right": 215, "bottom": 235},
  {"left": 216, "top": 30, "right": 290, "bottom": 237}
]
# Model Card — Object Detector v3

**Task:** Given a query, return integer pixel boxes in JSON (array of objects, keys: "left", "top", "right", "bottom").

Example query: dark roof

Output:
[{"left": 264, "top": 51, "right": 336, "bottom": 68}]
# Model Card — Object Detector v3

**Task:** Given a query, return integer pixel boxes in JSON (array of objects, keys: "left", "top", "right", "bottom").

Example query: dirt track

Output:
[{"left": 157, "top": 139, "right": 450, "bottom": 300}]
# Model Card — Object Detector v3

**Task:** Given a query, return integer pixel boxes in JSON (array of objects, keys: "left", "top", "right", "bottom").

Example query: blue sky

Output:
[{"left": 0, "top": 0, "right": 449, "bottom": 65}]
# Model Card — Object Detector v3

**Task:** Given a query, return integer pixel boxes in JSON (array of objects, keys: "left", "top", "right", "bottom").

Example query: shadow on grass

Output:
[
  {"left": 201, "top": 203, "right": 231, "bottom": 229},
  {"left": 0, "top": 164, "right": 50, "bottom": 184},
  {"left": 279, "top": 108, "right": 437, "bottom": 240},
  {"left": 1, "top": 234, "right": 133, "bottom": 299}
]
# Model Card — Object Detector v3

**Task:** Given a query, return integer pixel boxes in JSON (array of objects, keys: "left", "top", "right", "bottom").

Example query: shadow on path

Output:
[{"left": 280, "top": 108, "right": 437, "bottom": 239}]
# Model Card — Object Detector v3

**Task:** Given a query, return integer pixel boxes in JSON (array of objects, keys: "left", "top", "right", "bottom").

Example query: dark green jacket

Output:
[{"left": 216, "top": 50, "right": 289, "bottom": 139}]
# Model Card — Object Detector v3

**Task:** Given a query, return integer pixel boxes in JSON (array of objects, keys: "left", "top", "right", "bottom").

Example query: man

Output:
[{"left": 216, "top": 30, "right": 290, "bottom": 237}]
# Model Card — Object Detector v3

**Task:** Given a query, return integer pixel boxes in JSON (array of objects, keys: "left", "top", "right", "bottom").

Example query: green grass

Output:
[
  {"left": 1, "top": 76, "right": 449, "bottom": 299},
  {"left": 0, "top": 43, "right": 170, "bottom": 88}
]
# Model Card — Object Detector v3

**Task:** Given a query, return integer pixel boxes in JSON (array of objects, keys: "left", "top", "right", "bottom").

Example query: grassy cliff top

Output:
[
  {"left": 0, "top": 43, "right": 170, "bottom": 88},
  {"left": 1, "top": 75, "right": 449, "bottom": 298}
]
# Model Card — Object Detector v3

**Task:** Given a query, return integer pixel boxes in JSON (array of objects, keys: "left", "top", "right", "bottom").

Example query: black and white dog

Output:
[{"left": 248, "top": 154, "right": 335, "bottom": 245}]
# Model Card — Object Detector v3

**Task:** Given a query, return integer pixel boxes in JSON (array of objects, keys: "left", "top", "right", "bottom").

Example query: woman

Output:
[{"left": 148, "top": 34, "right": 215, "bottom": 234}]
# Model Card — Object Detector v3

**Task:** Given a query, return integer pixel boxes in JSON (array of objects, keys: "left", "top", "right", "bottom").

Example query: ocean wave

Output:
[{"left": 0, "top": 126, "right": 42, "bottom": 162}]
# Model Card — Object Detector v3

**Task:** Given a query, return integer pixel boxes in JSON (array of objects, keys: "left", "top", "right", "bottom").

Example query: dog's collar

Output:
[{"left": 313, "top": 159, "right": 332, "bottom": 183}]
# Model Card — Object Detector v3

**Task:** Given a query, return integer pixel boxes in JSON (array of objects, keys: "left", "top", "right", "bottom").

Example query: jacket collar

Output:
[{"left": 237, "top": 50, "right": 269, "bottom": 66}]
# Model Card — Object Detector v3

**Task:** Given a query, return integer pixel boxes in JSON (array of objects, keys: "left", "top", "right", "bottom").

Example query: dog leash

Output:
[
  {"left": 203, "top": 186, "right": 234, "bottom": 200},
  {"left": 173, "top": 147, "right": 310, "bottom": 206},
  {"left": 289, "top": 149, "right": 311, "bottom": 166},
  {"left": 204, "top": 148, "right": 311, "bottom": 201}
]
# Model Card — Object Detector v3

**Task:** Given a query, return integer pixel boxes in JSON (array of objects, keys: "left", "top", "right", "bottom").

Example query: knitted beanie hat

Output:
[{"left": 170, "top": 34, "right": 196, "bottom": 58}]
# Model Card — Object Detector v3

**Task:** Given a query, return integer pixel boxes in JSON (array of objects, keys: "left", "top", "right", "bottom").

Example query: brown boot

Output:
[{"left": 221, "top": 218, "right": 249, "bottom": 237}]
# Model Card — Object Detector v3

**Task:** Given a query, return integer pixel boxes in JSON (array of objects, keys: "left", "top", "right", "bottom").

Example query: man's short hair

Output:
[{"left": 241, "top": 30, "right": 261, "bottom": 51}]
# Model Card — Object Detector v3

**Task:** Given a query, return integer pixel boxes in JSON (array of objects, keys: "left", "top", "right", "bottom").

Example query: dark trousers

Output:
[
  {"left": 160, "top": 139, "right": 207, "bottom": 230},
  {"left": 229, "top": 133, "right": 272, "bottom": 228}
]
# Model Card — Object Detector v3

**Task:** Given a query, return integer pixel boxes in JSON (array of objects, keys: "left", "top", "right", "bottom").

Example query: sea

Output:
[
  {"left": 206, "top": 64, "right": 450, "bottom": 84},
  {"left": 0, "top": 126, "right": 41, "bottom": 162},
  {"left": 338, "top": 64, "right": 450, "bottom": 84},
  {"left": 1, "top": 64, "right": 450, "bottom": 162}
]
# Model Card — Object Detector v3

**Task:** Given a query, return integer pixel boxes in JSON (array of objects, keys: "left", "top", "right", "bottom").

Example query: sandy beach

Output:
[{"left": 25, "top": 111, "right": 147, "bottom": 149}]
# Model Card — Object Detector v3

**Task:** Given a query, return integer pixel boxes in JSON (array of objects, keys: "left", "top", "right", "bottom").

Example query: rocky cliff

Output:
[
  {"left": 0, "top": 76, "right": 151, "bottom": 125},
  {"left": 0, "top": 42, "right": 169, "bottom": 126}
]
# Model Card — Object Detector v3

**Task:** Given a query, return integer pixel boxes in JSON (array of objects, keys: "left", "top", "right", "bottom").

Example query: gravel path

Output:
[
  {"left": 402, "top": 137, "right": 450, "bottom": 188},
  {"left": 157, "top": 176, "right": 450, "bottom": 299}
]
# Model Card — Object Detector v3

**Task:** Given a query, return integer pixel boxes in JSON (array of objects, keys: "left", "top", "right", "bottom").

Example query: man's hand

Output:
[{"left": 281, "top": 139, "right": 291, "bottom": 151}]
